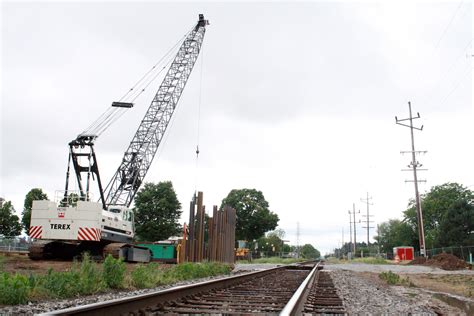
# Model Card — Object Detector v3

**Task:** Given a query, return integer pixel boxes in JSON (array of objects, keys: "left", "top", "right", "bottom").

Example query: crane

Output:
[{"left": 28, "top": 14, "right": 209, "bottom": 262}]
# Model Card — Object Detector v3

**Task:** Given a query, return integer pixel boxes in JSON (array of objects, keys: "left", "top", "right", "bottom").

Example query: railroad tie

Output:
[{"left": 304, "top": 271, "right": 346, "bottom": 314}]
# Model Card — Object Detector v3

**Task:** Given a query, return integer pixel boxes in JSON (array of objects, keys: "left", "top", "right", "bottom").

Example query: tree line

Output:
[
  {"left": 331, "top": 182, "right": 473, "bottom": 257},
  {"left": 1, "top": 184, "right": 321, "bottom": 258},
  {"left": 375, "top": 182, "right": 473, "bottom": 253}
]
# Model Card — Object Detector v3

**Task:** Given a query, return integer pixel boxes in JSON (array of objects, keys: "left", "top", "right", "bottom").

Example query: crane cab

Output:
[{"left": 100, "top": 206, "right": 135, "bottom": 243}]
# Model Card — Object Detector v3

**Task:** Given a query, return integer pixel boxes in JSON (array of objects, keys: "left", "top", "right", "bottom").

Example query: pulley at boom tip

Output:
[{"left": 197, "top": 14, "right": 210, "bottom": 28}]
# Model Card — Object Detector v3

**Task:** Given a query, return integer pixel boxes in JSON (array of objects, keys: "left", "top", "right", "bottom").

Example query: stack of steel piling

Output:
[
  {"left": 207, "top": 205, "right": 236, "bottom": 263},
  {"left": 183, "top": 191, "right": 236, "bottom": 264}
]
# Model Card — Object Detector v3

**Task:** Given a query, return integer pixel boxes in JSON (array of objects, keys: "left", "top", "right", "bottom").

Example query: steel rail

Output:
[
  {"left": 39, "top": 266, "right": 286, "bottom": 316},
  {"left": 280, "top": 261, "right": 321, "bottom": 316}
]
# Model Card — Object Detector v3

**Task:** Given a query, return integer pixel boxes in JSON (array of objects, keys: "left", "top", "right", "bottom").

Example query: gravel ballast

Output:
[
  {"left": 1, "top": 263, "right": 471, "bottom": 315},
  {"left": 326, "top": 263, "right": 472, "bottom": 315}
]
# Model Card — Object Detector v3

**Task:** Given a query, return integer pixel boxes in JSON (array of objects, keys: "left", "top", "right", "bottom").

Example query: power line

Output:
[
  {"left": 412, "top": 1, "right": 468, "bottom": 97},
  {"left": 421, "top": 38, "right": 473, "bottom": 105},
  {"left": 433, "top": 0, "right": 465, "bottom": 50},
  {"left": 436, "top": 66, "right": 472, "bottom": 109}
]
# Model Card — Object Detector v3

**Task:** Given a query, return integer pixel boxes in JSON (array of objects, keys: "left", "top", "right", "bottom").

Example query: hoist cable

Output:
[
  {"left": 97, "top": 31, "right": 187, "bottom": 136},
  {"left": 98, "top": 50, "right": 180, "bottom": 136},
  {"left": 194, "top": 42, "right": 205, "bottom": 192},
  {"left": 118, "top": 27, "right": 194, "bottom": 102},
  {"left": 79, "top": 25, "right": 194, "bottom": 138}
]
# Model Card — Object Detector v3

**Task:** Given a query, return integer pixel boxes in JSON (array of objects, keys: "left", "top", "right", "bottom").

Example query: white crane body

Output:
[{"left": 28, "top": 15, "right": 209, "bottom": 262}]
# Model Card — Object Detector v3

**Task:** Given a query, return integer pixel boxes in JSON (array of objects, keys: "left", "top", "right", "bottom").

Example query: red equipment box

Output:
[{"left": 393, "top": 246, "right": 414, "bottom": 261}]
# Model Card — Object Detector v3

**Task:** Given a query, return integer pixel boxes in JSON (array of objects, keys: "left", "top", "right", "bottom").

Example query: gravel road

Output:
[
  {"left": 325, "top": 262, "right": 474, "bottom": 274},
  {"left": 325, "top": 263, "right": 473, "bottom": 315}
]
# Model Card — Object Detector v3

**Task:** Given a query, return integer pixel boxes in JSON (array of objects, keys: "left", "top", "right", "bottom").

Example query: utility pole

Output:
[
  {"left": 361, "top": 192, "right": 374, "bottom": 250},
  {"left": 353, "top": 203, "right": 359, "bottom": 254},
  {"left": 349, "top": 204, "right": 360, "bottom": 255},
  {"left": 342, "top": 227, "right": 344, "bottom": 258},
  {"left": 296, "top": 222, "right": 300, "bottom": 259},
  {"left": 396, "top": 101, "right": 427, "bottom": 257},
  {"left": 348, "top": 211, "right": 353, "bottom": 258}
]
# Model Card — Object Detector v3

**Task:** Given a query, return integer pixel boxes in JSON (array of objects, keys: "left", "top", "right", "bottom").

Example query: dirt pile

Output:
[
  {"left": 409, "top": 256, "right": 427, "bottom": 265},
  {"left": 410, "top": 253, "right": 470, "bottom": 270},
  {"left": 427, "top": 253, "right": 470, "bottom": 270}
]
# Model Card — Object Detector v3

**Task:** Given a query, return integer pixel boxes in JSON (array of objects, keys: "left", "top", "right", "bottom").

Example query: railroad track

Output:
[{"left": 42, "top": 261, "right": 346, "bottom": 315}]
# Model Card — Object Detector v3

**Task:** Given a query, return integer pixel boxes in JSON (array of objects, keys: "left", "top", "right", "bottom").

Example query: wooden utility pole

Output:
[
  {"left": 396, "top": 101, "right": 427, "bottom": 257},
  {"left": 353, "top": 203, "right": 358, "bottom": 254},
  {"left": 348, "top": 211, "right": 353, "bottom": 257},
  {"left": 361, "top": 192, "right": 374, "bottom": 248},
  {"left": 348, "top": 204, "right": 359, "bottom": 255}
]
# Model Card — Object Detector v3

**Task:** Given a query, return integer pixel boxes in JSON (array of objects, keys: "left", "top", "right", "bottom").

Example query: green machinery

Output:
[{"left": 138, "top": 243, "right": 177, "bottom": 263}]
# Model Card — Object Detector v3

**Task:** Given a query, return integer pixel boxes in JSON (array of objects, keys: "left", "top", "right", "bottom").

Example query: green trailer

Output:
[{"left": 138, "top": 243, "right": 177, "bottom": 263}]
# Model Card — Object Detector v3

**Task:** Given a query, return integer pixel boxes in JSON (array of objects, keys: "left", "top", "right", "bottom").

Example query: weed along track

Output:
[{"left": 43, "top": 262, "right": 347, "bottom": 315}]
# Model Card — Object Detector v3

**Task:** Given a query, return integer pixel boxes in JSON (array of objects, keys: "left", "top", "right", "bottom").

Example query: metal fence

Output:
[
  {"left": 0, "top": 237, "right": 32, "bottom": 252},
  {"left": 375, "top": 246, "right": 474, "bottom": 263},
  {"left": 417, "top": 246, "right": 474, "bottom": 263}
]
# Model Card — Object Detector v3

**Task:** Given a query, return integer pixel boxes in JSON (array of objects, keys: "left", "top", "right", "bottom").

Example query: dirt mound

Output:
[
  {"left": 425, "top": 253, "right": 470, "bottom": 271},
  {"left": 409, "top": 253, "right": 470, "bottom": 270},
  {"left": 409, "top": 256, "right": 427, "bottom": 265}
]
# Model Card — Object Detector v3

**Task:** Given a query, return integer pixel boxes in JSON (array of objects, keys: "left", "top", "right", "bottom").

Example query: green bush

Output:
[
  {"left": 0, "top": 256, "right": 232, "bottom": 305},
  {"left": 42, "top": 254, "right": 103, "bottom": 298},
  {"left": 379, "top": 270, "right": 401, "bottom": 284},
  {"left": 0, "top": 255, "right": 4, "bottom": 272},
  {"left": 165, "top": 262, "right": 231, "bottom": 282},
  {"left": 379, "top": 270, "right": 414, "bottom": 286},
  {"left": 103, "top": 255, "right": 126, "bottom": 289},
  {"left": 75, "top": 253, "right": 104, "bottom": 294},
  {"left": 131, "top": 264, "right": 159, "bottom": 288},
  {"left": 41, "top": 268, "right": 82, "bottom": 298},
  {"left": 0, "top": 273, "right": 30, "bottom": 305}
]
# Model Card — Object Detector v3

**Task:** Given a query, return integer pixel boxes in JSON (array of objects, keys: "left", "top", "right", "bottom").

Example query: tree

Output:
[
  {"left": 437, "top": 199, "right": 474, "bottom": 246},
  {"left": 133, "top": 181, "right": 182, "bottom": 241},
  {"left": 403, "top": 182, "right": 473, "bottom": 248},
  {"left": 300, "top": 244, "right": 320, "bottom": 259},
  {"left": 22, "top": 188, "right": 48, "bottom": 234},
  {"left": 0, "top": 201, "right": 22, "bottom": 237},
  {"left": 257, "top": 229, "right": 285, "bottom": 254},
  {"left": 221, "top": 189, "right": 279, "bottom": 241},
  {"left": 374, "top": 219, "right": 416, "bottom": 253}
]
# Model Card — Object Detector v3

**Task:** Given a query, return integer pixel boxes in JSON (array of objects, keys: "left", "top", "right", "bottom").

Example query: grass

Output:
[
  {"left": 0, "top": 272, "right": 30, "bottom": 305},
  {"left": 324, "top": 256, "right": 393, "bottom": 265},
  {"left": 353, "top": 257, "right": 393, "bottom": 264},
  {"left": 131, "top": 263, "right": 162, "bottom": 288},
  {"left": 240, "top": 257, "right": 306, "bottom": 264},
  {"left": 0, "top": 255, "right": 232, "bottom": 305},
  {"left": 379, "top": 270, "right": 415, "bottom": 287},
  {"left": 131, "top": 261, "right": 233, "bottom": 289}
]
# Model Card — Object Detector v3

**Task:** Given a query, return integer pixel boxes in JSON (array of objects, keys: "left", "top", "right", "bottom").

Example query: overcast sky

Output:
[{"left": 1, "top": 1, "right": 472, "bottom": 254}]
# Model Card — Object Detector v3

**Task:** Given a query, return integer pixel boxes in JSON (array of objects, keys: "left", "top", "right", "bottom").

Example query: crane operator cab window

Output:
[
  {"left": 122, "top": 210, "right": 133, "bottom": 222},
  {"left": 109, "top": 208, "right": 121, "bottom": 214}
]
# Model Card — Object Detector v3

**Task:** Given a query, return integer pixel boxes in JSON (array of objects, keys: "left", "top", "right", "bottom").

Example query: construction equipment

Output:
[
  {"left": 235, "top": 240, "right": 250, "bottom": 260},
  {"left": 28, "top": 14, "right": 209, "bottom": 262}
]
